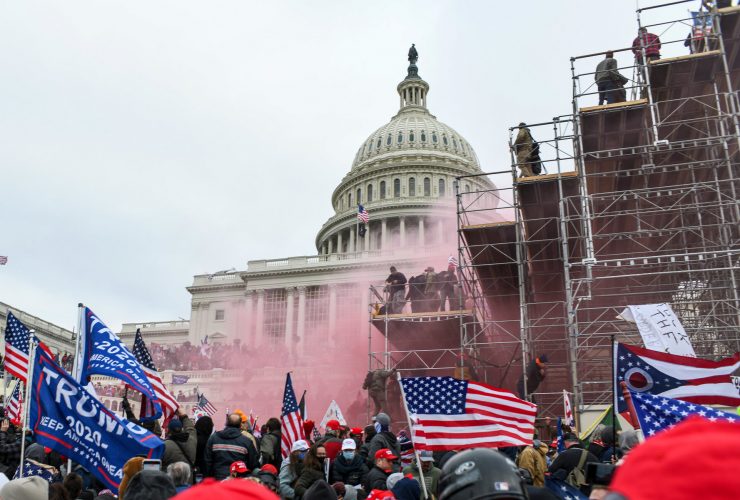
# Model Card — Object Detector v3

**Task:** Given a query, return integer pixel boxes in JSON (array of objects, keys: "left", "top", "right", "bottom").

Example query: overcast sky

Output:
[{"left": 1, "top": 1, "right": 692, "bottom": 331}]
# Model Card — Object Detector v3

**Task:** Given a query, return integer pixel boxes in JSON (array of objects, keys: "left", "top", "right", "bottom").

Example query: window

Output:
[
  {"left": 264, "top": 289, "right": 287, "bottom": 345},
  {"left": 443, "top": 135, "right": 448, "bottom": 146},
  {"left": 348, "top": 192, "right": 352, "bottom": 207},
  {"left": 377, "top": 137, "right": 382, "bottom": 148},
  {"left": 367, "top": 184, "right": 373, "bottom": 202},
  {"left": 386, "top": 134, "right": 392, "bottom": 146},
  {"left": 432, "top": 132, "right": 438, "bottom": 143},
  {"left": 367, "top": 141, "right": 372, "bottom": 153},
  {"left": 452, "top": 137, "right": 458, "bottom": 150},
  {"left": 394, "top": 178, "right": 401, "bottom": 198},
  {"left": 424, "top": 177, "right": 431, "bottom": 196},
  {"left": 439, "top": 178, "right": 446, "bottom": 196},
  {"left": 409, "top": 131, "right": 415, "bottom": 142},
  {"left": 409, "top": 177, "right": 416, "bottom": 197},
  {"left": 215, "top": 309, "right": 225, "bottom": 321},
  {"left": 397, "top": 132, "right": 403, "bottom": 143},
  {"left": 380, "top": 180, "right": 386, "bottom": 199},
  {"left": 465, "top": 183, "right": 471, "bottom": 193},
  {"left": 357, "top": 188, "right": 362, "bottom": 204},
  {"left": 421, "top": 130, "right": 427, "bottom": 142}
]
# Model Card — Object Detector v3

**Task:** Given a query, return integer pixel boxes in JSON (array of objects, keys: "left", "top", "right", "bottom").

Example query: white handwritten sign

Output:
[
  {"left": 319, "top": 400, "right": 347, "bottom": 430},
  {"left": 619, "top": 303, "right": 696, "bottom": 357}
]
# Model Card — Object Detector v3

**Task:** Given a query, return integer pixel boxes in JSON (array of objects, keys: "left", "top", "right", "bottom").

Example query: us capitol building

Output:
[{"left": 2, "top": 48, "right": 497, "bottom": 421}]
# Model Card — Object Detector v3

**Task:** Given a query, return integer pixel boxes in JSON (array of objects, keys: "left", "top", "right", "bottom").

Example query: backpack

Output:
[
  {"left": 529, "top": 139, "right": 542, "bottom": 175},
  {"left": 565, "top": 449, "right": 589, "bottom": 488}
]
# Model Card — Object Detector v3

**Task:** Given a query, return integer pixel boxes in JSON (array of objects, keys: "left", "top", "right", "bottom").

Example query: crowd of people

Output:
[
  {"left": 381, "top": 265, "right": 462, "bottom": 315},
  {"left": 0, "top": 405, "right": 736, "bottom": 500},
  {"left": 147, "top": 340, "right": 246, "bottom": 371}
]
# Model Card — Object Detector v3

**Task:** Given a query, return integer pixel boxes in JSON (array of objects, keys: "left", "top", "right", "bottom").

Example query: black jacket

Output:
[
  {"left": 204, "top": 426, "right": 259, "bottom": 480},
  {"left": 548, "top": 445, "right": 599, "bottom": 479},
  {"left": 294, "top": 466, "right": 325, "bottom": 499},
  {"left": 364, "top": 465, "right": 391, "bottom": 491},
  {"left": 331, "top": 453, "right": 369, "bottom": 486}
]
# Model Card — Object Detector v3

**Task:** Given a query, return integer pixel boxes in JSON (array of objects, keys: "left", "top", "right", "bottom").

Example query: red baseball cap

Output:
[
  {"left": 230, "top": 461, "right": 248, "bottom": 474},
  {"left": 260, "top": 464, "right": 278, "bottom": 476},
  {"left": 172, "top": 478, "right": 279, "bottom": 500},
  {"left": 350, "top": 427, "right": 363, "bottom": 435},
  {"left": 326, "top": 419, "right": 341, "bottom": 431},
  {"left": 374, "top": 448, "right": 398, "bottom": 460}
]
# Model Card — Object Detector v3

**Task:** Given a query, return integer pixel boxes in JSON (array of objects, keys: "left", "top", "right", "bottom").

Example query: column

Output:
[
  {"left": 244, "top": 290, "right": 254, "bottom": 348},
  {"left": 255, "top": 289, "right": 265, "bottom": 348},
  {"left": 328, "top": 237, "right": 334, "bottom": 254},
  {"left": 400, "top": 217, "right": 406, "bottom": 247},
  {"left": 349, "top": 225, "right": 356, "bottom": 253},
  {"left": 337, "top": 231, "right": 343, "bottom": 254},
  {"left": 418, "top": 217, "right": 425, "bottom": 246},
  {"left": 437, "top": 219, "right": 444, "bottom": 244},
  {"left": 296, "top": 286, "right": 306, "bottom": 355},
  {"left": 285, "top": 287, "right": 295, "bottom": 354},
  {"left": 364, "top": 221, "right": 370, "bottom": 251},
  {"left": 233, "top": 298, "right": 243, "bottom": 345},
  {"left": 328, "top": 284, "right": 337, "bottom": 346},
  {"left": 381, "top": 219, "right": 387, "bottom": 250}
]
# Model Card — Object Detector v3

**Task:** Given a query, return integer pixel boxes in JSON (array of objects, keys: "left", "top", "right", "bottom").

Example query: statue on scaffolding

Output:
[
  {"left": 516, "top": 354, "right": 548, "bottom": 402},
  {"left": 363, "top": 368, "right": 397, "bottom": 415}
]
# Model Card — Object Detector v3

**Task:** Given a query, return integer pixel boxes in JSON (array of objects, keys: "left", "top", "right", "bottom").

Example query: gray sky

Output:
[{"left": 1, "top": 0, "right": 692, "bottom": 330}]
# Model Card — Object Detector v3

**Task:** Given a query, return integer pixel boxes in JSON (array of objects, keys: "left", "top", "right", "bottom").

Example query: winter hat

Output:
[
  {"left": 118, "top": 456, "right": 145, "bottom": 500},
  {"left": 386, "top": 472, "right": 405, "bottom": 490},
  {"left": 375, "top": 413, "right": 391, "bottom": 428},
  {"left": 326, "top": 420, "right": 341, "bottom": 431},
  {"left": 303, "top": 479, "right": 337, "bottom": 500},
  {"left": 124, "top": 470, "right": 177, "bottom": 500},
  {"left": 610, "top": 415, "right": 740, "bottom": 500},
  {"left": 341, "top": 438, "right": 357, "bottom": 450},
  {"left": 332, "top": 482, "right": 346, "bottom": 497},
  {"left": 391, "top": 477, "right": 421, "bottom": 500},
  {"left": 0, "top": 476, "right": 48, "bottom": 500},
  {"left": 168, "top": 418, "right": 184, "bottom": 432},
  {"left": 172, "top": 477, "right": 280, "bottom": 500}
]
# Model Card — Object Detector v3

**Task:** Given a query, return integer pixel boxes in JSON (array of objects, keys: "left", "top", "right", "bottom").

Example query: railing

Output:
[{"left": 120, "top": 320, "right": 190, "bottom": 333}]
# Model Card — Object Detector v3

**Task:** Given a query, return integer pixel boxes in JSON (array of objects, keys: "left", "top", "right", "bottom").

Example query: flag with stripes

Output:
[
  {"left": 357, "top": 204, "right": 369, "bottom": 223},
  {"left": 448, "top": 255, "right": 458, "bottom": 269},
  {"left": 3, "top": 312, "right": 52, "bottom": 382},
  {"left": 563, "top": 390, "right": 574, "bottom": 427},
  {"left": 280, "top": 373, "right": 305, "bottom": 458},
  {"left": 5, "top": 381, "right": 22, "bottom": 425},
  {"left": 399, "top": 376, "right": 537, "bottom": 450},
  {"left": 133, "top": 329, "right": 178, "bottom": 420},
  {"left": 197, "top": 393, "right": 217, "bottom": 416}
]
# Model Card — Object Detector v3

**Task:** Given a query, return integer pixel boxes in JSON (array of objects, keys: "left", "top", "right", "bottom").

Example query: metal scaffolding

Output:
[{"left": 457, "top": 1, "right": 740, "bottom": 424}]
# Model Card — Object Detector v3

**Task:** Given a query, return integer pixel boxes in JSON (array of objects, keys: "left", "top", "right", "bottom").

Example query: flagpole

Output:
[
  {"left": 395, "top": 372, "right": 429, "bottom": 500},
  {"left": 72, "top": 303, "right": 84, "bottom": 383},
  {"left": 19, "top": 336, "right": 37, "bottom": 478},
  {"left": 611, "top": 335, "right": 617, "bottom": 460},
  {"left": 619, "top": 382, "right": 640, "bottom": 429}
]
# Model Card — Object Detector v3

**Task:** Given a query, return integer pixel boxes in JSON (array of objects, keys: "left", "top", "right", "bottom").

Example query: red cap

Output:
[
  {"left": 303, "top": 420, "right": 315, "bottom": 435},
  {"left": 230, "top": 461, "right": 248, "bottom": 474},
  {"left": 171, "top": 477, "right": 279, "bottom": 500},
  {"left": 260, "top": 464, "right": 278, "bottom": 476},
  {"left": 374, "top": 448, "right": 398, "bottom": 460},
  {"left": 366, "top": 489, "right": 396, "bottom": 500},
  {"left": 610, "top": 416, "right": 740, "bottom": 500},
  {"left": 350, "top": 427, "right": 363, "bottom": 435},
  {"left": 326, "top": 419, "right": 341, "bottom": 431}
]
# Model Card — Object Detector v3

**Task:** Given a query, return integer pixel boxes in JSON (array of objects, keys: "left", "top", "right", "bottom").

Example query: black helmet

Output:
[{"left": 439, "top": 448, "right": 528, "bottom": 500}]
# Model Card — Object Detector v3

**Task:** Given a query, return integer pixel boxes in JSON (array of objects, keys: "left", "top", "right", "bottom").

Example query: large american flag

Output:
[
  {"left": 0, "top": 256, "right": 7, "bottom": 265},
  {"left": 357, "top": 204, "right": 369, "bottom": 223},
  {"left": 280, "top": 373, "right": 305, "bottom": 458},
  {"left": 197, "top": 393, "right": 217, "bottom": 416},
  {"left": 4, "top": 312, "right": 33, "bottom": 381},
  {"left": 630, "top": 390, "right": 738, "bottom": 438},
  {"left": 132, "top": 329, "right": 178, "bottom": 419},
  {"left": 5, "top": 381, "right": 22, "bottom": 424},
  {"left": 400, "top": 376, "right": 537, "bottom": 450}
]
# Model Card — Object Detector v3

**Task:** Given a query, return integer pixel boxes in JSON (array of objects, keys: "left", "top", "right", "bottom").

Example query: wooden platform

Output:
[
  {"left": 515, "top": 170, "right": 578, "bottom": 183},
  {"left": 580, "top": 98, "right": 647, "bottom": 114}
]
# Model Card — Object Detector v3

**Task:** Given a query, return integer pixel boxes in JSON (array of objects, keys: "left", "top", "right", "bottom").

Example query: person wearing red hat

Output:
[
  {"left": 171, "top": 476, "right": 280, "bottom": 500},
  {"left": 350, "top": 427, "right": 363, "bottom": 449},
  {"left": 229, "top": 461, "right": 250, "bottom": 479},
  {"left": 608, "top": 416, "right": 740, "bottom": 500},
  {"left": 364, "top": 448, "right": 398, "bottom": 492},
  {"left": 319, "top": 420, "right": 344, "bottom": 460}
]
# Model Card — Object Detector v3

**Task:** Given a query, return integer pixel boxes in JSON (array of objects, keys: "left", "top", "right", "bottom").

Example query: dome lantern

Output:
[{"left": 397, "top": 44, "right": 429, "bottom": 111}]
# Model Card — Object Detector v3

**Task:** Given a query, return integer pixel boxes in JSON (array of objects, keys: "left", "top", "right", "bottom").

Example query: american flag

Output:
[
  {"left": 197, "top": 393, "right": 217, "bottom": 416},
  {"left": 357, "top": 204, "right": 369, "bottom": 223},
  {"left": 0, "top": 256, "right": 7, "bottom": 265},
  {"left": 399, "top": 376, "right": 537, "bottom": 450},
  {"left": 448, "top": 255, "right": 458, "bottom": 268},
  {"left": 280, "top": 373, "right": 305, "bottom": 458},
  {"left": 4, "top": 312, "right": 33, "bottom": 381},
  {"left": 133, "top": 329, "right": 178, "bottom": 420},
  {"left": 563, "top": 390, "right": 574, "bottom": 427},
  {"left": 630, "top": 390, "right": 738, "bottom": 438},
  {"left": 14, "top": 460, "right": 55, "bottom": 482},
  {"left": 5, "top": 381, "right": 22, "bottom": 424}
]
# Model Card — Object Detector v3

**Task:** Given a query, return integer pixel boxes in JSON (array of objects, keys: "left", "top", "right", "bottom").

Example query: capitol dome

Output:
[{"left": 315, "top": 47, "right": 495, "bottom": 255}]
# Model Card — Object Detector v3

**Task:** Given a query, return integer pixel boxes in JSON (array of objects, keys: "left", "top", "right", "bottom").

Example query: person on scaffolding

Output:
[
  {"left": 595, "top": 51, "right": 628, "bottom": 105},
  {"left": 513, "top": 123, "right": 542, "bottom": 178},
  {"left": 516, "top": 354, "right": 548, "bottom": 402},
  {"left": 437, "top": 262, "right": 459, "bottom": 312},
  {"left": 385, "top": 266, "right": 407, "bottom": 314},
  {"left": 632, "top": 27, "right": 661, "bottom": 96}
]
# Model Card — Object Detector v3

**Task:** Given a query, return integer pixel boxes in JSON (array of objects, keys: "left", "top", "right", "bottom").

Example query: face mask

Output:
[
  {"left": 374, "top": 422, "right": 382, "bottom": 433},
  {"left": 298, "top": 452, "right": 306, "bottom": 460},
  {"left": 342, "top": 451, "right": 355, "bottom": 460}
]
